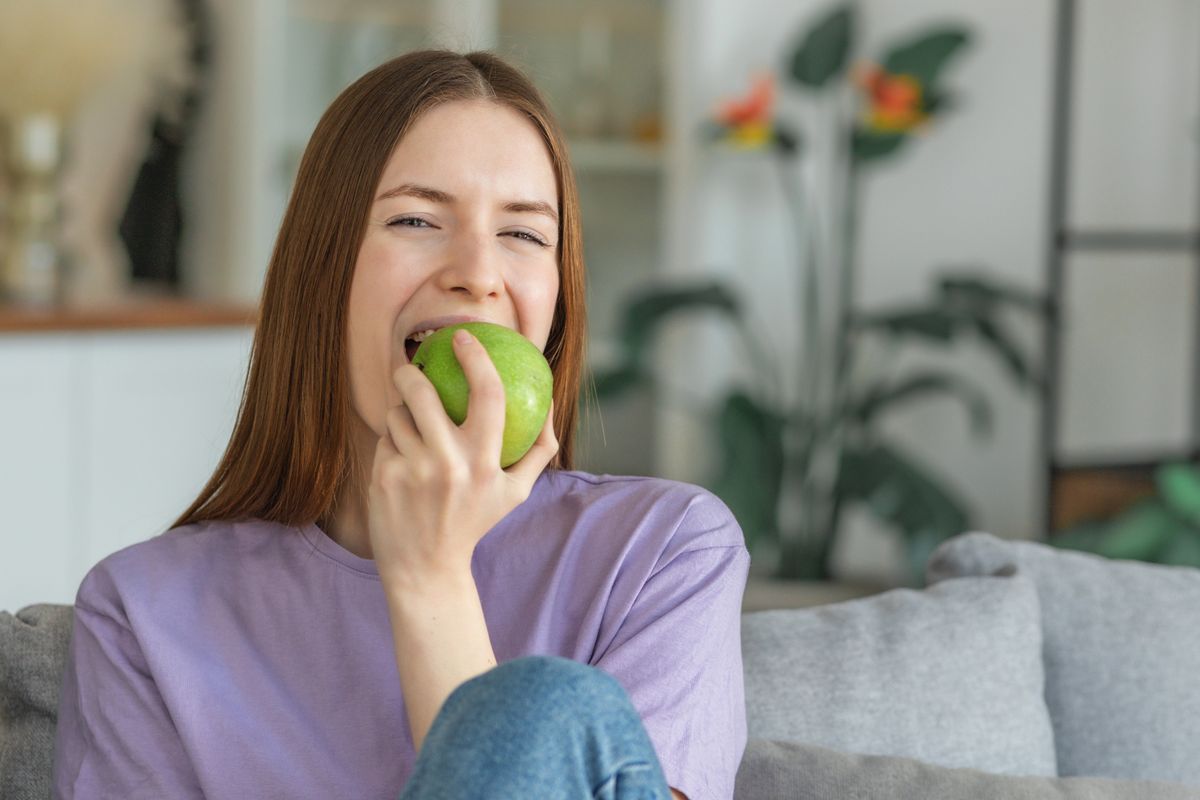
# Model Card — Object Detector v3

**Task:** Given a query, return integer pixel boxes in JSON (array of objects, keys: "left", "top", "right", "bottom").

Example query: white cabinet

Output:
[
  {"left": 0, "top": 337, "right": 76, "bottom": 612},
  {"left": 0, "top": 326, "right": 253, "bottom": 611}
]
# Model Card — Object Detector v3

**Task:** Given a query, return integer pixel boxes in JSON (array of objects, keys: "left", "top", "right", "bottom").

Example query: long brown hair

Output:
[{"left": 170, "top": 50, "right": 587, "bottom": 532}]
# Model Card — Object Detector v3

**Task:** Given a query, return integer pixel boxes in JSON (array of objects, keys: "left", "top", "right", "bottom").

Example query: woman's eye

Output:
[
  {"left": 387, "top": 216, "right": 430, "bottom": 228},
  {"left": 508, "top": 230, "right": 551, "bottom": 247},
  {"left": 387, "top": 217, "right": 548, "bottom": 248}
]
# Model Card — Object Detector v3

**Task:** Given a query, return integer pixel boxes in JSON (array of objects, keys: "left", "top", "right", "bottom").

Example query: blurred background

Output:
[{"left": 4, "top": 0, "right": 1200, "bottom": 611}]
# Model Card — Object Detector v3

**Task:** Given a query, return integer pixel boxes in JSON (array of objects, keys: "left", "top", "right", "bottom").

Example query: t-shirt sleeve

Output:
[
  {"left": 591, "top": 492, "right": 751, "bottom": 800},
  {"left": 54, "top": 573, "right": 204, "bottom": 799}
]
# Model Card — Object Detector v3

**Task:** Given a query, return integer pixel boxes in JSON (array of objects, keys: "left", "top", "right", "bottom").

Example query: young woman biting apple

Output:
[{"left": 54, "top": 50, "right": 748, "bottom": 800}]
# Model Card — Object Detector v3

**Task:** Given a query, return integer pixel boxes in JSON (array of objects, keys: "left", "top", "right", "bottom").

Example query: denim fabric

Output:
[{"left": 399, "top": 656, "right": 674, "bottom": 800}]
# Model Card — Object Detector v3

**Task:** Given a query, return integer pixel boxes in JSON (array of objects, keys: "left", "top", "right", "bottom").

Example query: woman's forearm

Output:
[{"left": 383, "top": 568, "right": 498, "bottom": 753}]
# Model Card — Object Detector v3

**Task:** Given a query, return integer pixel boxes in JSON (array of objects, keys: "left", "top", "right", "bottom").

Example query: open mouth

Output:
[
  {"left": 401, "top": 318, "right": 503, "bottom": 364},
  {"left": 403, "top": 326, "right": 443, "bottom": 363}
]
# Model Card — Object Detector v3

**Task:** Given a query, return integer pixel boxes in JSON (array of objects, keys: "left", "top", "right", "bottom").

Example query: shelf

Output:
[
  {"left": 0, "top": 295, "right": 258, "bottom": 334},
  {"left": 1050, "top": 467, "right": 1159, "bottom": 531}
]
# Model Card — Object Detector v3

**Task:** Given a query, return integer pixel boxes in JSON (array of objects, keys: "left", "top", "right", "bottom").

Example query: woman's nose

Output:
[{"left": 436, "top": 233, "right": 505, "bottom": 298}]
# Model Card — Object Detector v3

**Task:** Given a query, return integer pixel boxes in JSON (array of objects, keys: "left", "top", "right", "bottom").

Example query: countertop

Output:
[{"left": 0, "top": 296, "right": 259, "bottom": 334}]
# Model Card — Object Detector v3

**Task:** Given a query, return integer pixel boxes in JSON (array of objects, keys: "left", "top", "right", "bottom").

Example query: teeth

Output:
[{"left": 409, "top": 328, "right": 438, "bottom": 342}]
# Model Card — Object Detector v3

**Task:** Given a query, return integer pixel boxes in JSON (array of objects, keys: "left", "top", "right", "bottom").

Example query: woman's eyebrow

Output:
[{"left": 376, "top": 182, "right": 559, "bottom": 225}]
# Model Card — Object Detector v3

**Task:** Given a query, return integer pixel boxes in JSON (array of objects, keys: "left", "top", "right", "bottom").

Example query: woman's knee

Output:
[
  {"left": 492, "top": 655, "right": 622, "bottom": 693},
  {"left": 444, "top": 655, "right": 633, "bottom": 727},
  {"left": 411, "top": 657, "right": 667, "bottom": 799}
]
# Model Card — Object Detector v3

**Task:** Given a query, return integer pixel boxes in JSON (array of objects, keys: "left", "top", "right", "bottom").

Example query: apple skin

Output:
[{"left": 411, "top": 321, "right": 554, "bottom": 468}]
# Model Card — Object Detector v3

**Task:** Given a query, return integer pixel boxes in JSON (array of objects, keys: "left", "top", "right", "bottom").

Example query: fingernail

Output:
[{"left": 454, "top": 330, "right": 472, "bottom": 345}]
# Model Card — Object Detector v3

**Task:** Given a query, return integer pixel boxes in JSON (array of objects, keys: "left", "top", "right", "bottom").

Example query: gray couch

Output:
[{"left": 4, "top": 532, "right": 1199, "bottom": 799}]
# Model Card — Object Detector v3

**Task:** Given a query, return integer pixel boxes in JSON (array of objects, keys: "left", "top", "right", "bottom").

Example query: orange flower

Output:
[
  {"left": 711, "top": 73, "right": 777, "bottom": 149},
  {"left": 854, "top": 63, "right": 927, "bottom": 133},
  {"left": 716, "top": 72, "right": 775, "bottom": 127}
]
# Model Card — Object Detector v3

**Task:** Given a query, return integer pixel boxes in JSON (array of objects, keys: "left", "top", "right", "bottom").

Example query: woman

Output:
[{"left": 53, "top": 50, "right": 749, "bottom": 800}]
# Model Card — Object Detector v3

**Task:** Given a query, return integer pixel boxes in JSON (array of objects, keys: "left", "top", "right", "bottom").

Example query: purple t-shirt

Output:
[{"left": 53, "top": 469, "right": 750, "bottom": 799}]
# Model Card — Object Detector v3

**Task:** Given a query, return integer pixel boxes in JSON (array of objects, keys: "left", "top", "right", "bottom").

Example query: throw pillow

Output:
[
  {"left": 926, "top": 532, "right": 1200, "bottom": 786},
  {"left": 741, "top": 571, "right": 1057, "bottom": 776},
  {"left": 0, "top": 604, "right": 74, "bottom": 800},
  {"left": 733, "top": 739, "right": 1199, "bottom": 800}
]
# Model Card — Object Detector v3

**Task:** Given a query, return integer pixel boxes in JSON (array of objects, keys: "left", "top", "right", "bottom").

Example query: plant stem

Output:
[
  {"left": 737, "top": 321, "right": 784, "bottom": 414},
  {"left": 776, "top": 147, "right": 823, "bottom": 576},
  {"left": 834, "top": 137, "right": 860, "bottom": 413},
  {"left": 815, "top": 110, "right": 863, "bottom": 577},
  {"left": 777, "top": 152, "right": 821, "bottom": 425}
]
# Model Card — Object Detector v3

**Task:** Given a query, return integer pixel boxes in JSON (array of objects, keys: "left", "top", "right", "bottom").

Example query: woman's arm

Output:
[
  {"left": 383, "top": 568, "right": 497, "bottom": 753},
  {"left": 369, "top": 330, "right": 556, "bottom": 752}
]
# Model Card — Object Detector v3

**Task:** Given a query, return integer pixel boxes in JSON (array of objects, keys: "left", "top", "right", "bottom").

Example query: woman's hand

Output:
[{"left": 368, "top": 328, "right": 558, "bottom": 587}]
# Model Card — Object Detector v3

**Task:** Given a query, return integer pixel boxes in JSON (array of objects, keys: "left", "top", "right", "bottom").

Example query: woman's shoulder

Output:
[
  {"left": 534, "top": 469, "right": 746, "bottom": 553},
  {"left": 542, "top": 467, "right": 714, "bottom": 500},
  {"left": 74, "top": 518, "right": 292, "bottom": 616}
]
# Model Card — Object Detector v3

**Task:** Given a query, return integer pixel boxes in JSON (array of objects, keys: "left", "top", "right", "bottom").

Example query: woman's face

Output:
[{"left": 346, "top": 99, "right": 562, "bottom": 436}]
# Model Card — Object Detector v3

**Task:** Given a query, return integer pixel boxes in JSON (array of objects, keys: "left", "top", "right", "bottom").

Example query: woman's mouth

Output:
[{"left": 403, "top": 327, "right": 442, "bottom": 362}]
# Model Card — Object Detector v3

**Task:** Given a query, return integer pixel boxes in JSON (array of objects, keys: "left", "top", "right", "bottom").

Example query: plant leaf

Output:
[
  {"left": 1155, "top": 462, "right": 1200, "bottom": 527},
  {"left": 852, "top": 307, "right": 962, "bottom": 342},
  {"left": 773, "top": 121, "right": 803, "bottom": 156},
  {"left": 852, "top": 128, "right": 908, "bottom": 161},
  {"left": 938, "top": 274, "right": 1055, "bottom": 319},
  {"left": 1093, "top": 501, "right": 1180, "bottom": 562},
  {"left": 788, "top": 5, "right": 854, "bottom": 89},
  {"left": 836, "top": 441, "right": 971, "bottom": 582},
  {"left": 705, "top": 390, "right": 787, "bottom": 554},
  {"left": 619, "top": 282, "right": 743, "bottom": 372},
  {"left": 969, "top": 313, "right": 1040, "bottom": 389},
  {"left": 1157, "top": 528, "right": 1200, "bottom": 568},
  {"left": 881, "top": 28, "right": 971, "bottom": 88},
  {"left": 851, "top": 370, "right": 993, "bottom": 437},
  {"left": 921, "top": 90, "right": 956, "bottom": 116},
  {"left": 1049, "top": 521, "right": 1112, "bottom": 555}
]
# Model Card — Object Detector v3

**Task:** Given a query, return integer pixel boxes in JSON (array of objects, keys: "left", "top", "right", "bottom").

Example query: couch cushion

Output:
[
  {"left": 733, "top": 739, "right": 1198, "bottom": 800},
  {"left": 926, "top": 532, "right": 1200, "bottom": 786},
  {"left": 741, "top": 570, "right": 1057, "bottom": 776},
  {"left": 0, "top": 604, "right": 74, "bottom": 800}
]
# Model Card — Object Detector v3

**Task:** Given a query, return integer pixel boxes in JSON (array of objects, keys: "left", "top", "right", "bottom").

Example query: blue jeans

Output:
[{"left": 398, "top": 656, "right": 674, "bottom": 800}]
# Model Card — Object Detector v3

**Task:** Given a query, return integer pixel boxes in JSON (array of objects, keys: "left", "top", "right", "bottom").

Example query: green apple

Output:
[{"left": 411, "top": 321, "right": 554, "bottom": 468}]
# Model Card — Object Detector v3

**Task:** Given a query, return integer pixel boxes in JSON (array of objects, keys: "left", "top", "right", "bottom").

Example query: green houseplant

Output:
[
  {"left": 1051, "top": 463, "right": 1200, "bottom": 568},
  {"left": 588, "top": 4, "right": 1055, "bottom": 583}
]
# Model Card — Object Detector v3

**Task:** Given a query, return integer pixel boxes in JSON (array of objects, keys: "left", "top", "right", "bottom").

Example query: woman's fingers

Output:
[
  {"left": 391, "top": 364, "right": 456, "bottom": 455},
  {"left": 383, "top": 402, "right": 423, "bottom": 456},
  {"left": 453, "top": 331, "right": 505, "bottom": 461}
]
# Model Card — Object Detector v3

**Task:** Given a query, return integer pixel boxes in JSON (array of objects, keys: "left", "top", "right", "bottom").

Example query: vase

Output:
[{"left": 0, "top": 113, "right": 70, "bottom": 307}]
